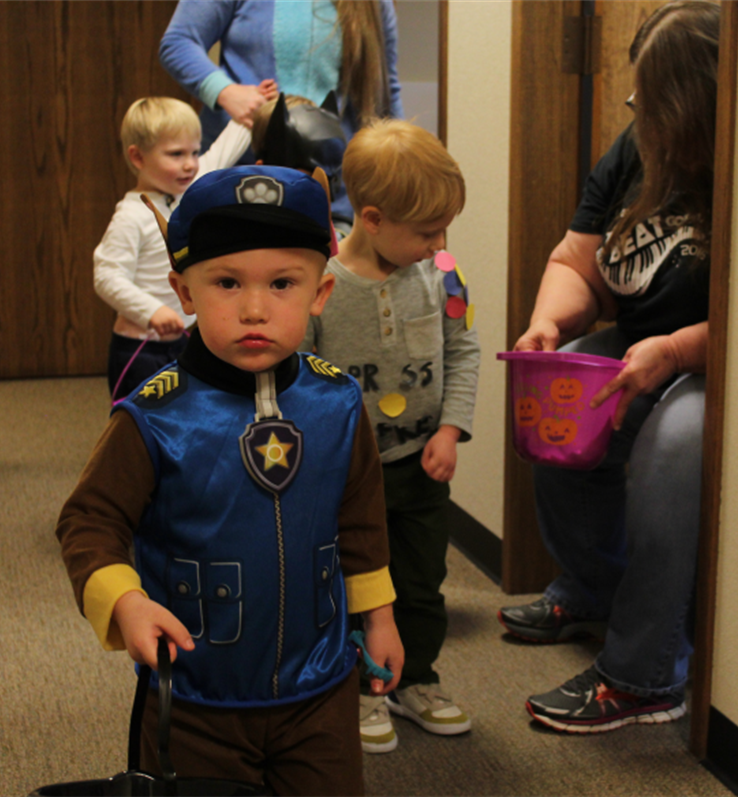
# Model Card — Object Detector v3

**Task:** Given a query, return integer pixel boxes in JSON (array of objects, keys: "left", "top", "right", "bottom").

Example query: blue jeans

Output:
[{"left": 533, "top": 326, "right": 705, "bottom": 696}]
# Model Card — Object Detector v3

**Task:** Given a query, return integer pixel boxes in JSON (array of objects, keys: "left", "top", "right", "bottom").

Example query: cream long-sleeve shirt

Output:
[{"left": 93, "top": 120, "right": 252, "bottom": 337}]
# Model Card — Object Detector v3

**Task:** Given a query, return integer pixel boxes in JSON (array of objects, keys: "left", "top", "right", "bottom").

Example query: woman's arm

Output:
[
  {"left": 159, "top": 0, "right": 239, "bottom": 106},
  {"left": 515, "top": 230, "right": 618, "bottom": 352}
]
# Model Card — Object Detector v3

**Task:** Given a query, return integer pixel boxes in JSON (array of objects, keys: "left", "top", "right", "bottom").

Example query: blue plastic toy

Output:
[{"left": 348, "top": 630, "right": 394, "bottom": 683}]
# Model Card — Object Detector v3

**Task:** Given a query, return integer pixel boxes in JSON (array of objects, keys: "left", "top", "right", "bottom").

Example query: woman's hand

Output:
[
  {"left": 590, "top": 335, "right": 679, "bottom": 430},
  {"left": 257, "top": 79, "right": 279, "bottom": 101},
  {"left": 217, "top": 82, "right": 274, "bottom": 128},
  {"left": 514, "top": 318, "right": 561, "bottom": 352}
]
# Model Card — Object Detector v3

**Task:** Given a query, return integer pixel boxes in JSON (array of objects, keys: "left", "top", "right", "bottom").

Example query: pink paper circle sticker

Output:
[
  {"left": 435, "top": 251, "right": 456, "bottom": 272},
  {"left": 446, "top": 295, "right": 467, "bottom": 319}
]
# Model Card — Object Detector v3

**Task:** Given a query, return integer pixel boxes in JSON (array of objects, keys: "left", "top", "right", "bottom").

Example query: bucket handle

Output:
[{"left": 126, "top": 638, "right": 177, "bottom": 792}]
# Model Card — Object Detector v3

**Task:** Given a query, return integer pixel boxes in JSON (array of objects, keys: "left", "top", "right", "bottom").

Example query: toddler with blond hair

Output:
[
  {"left": 302, "top": 118, "right": 480, "bottom": 753},
  {"left": 94, "top": 90, "right": 274, "bottom": 400}
]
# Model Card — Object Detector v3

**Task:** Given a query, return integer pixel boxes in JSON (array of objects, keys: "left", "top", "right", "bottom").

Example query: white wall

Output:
[
  {"left": 395, "top": 0, "right": 440, "bottom": 135},
  {"left": 710, "top": 55, "right": 738, "bottom": 724},
  {"left": 446, "top": 0, "right": 512, "bottom": 538}
]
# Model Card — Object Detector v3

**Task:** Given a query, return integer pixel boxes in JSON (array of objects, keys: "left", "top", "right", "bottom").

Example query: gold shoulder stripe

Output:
[
  {"left": 306, "top": 355, "right": 342, "bottom": 379},
  {"left": 138, "top": 370, "right": 180, "bottom": 400}
]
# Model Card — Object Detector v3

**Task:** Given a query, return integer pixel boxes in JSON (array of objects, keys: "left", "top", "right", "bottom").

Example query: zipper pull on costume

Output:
[{"left": 240, "top": 369, "right": 304, "bottom": 494}]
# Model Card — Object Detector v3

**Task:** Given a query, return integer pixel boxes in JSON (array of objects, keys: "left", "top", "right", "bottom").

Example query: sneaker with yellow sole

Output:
[
  {"left": 360, "top": 693, "right": 398, "bottom": 754},
  {"left": 386, "top": 683, "right": 471, "bottom": 735}
]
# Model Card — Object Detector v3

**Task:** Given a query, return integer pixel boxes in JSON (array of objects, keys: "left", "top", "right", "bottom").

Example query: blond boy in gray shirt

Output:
[{"left": 302, "top": 119, "right": 480, "bottom": 754}]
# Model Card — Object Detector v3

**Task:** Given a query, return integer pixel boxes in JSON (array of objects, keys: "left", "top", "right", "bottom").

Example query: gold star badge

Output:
[{"left": 256, "top": 432, "right": 294, "bottom": 471}]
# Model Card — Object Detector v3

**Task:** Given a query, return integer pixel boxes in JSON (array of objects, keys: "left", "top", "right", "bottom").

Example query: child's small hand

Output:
[
  {"left": 113, "top": 591, "right": 194, "bottom": 669},
  {"left": 421, "top": 425, "right": 460, "bottom": 482},
  {"left": 149, "top": 306, "right": 185, "bottom": 338},
  {"left": 258, "top": 79, "right": 279, "bottom": 101},
  {"left": 361, "top": 604, "right": 404, "bottom": 695}
]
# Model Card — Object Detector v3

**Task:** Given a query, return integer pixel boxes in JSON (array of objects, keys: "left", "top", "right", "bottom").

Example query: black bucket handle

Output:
[{"left": 127, "top": 638, "right": 178, "bottom": 793}]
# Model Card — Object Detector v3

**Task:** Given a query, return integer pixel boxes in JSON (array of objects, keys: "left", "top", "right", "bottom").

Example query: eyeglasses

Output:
[{"left": 625, "top": 92, "right": 637, "bottom": 110}]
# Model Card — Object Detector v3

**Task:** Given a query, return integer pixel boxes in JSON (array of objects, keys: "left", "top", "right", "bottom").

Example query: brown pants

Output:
[{"left": 141, "top": 667, "right": 363, "bottom": 796}]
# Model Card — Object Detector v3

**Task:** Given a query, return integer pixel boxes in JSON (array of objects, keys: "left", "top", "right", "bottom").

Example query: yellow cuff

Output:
[
  {"left": 345, "top": 566, "right": 396, "bottom": 614},
  {"left": 83, "top": 564, "right": 147, "bottom": 651}
]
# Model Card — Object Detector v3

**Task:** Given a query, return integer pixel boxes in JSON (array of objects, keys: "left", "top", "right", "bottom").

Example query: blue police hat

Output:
[{"left": 168, "top": 165, "right": 332, "bottom": 272}]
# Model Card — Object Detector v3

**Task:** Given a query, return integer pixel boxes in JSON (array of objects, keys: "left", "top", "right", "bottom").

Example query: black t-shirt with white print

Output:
[{"left": 570, "top": 125, "right": 710, "bottom": 344}]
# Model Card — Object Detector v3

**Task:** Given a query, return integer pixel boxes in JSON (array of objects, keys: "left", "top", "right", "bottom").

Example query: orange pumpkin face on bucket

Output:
[
  {"left": 538, "top": 418, "right": 578, "bottom": 446},
  {"left": 497, "top": 350, "right": 626, "bottom": 469},
  {"left": 515, "top": 396, "right": 541, "bottom": 427},
  {"left": 550, "top": 377, "right": 583, "bottom": 404}
]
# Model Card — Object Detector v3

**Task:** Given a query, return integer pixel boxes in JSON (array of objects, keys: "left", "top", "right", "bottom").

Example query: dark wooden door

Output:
[
  {"left": 592, "top": 1, "right": 663, "bottom": 164},
  {"left": 504, "top": 0, "right": 582, "bottom": 594},
  {"left": 0, "top": 1, "right": 190, "bottom": 380},
  {"left": 504, "top": 0, "right": 670, "bottom": 595}
]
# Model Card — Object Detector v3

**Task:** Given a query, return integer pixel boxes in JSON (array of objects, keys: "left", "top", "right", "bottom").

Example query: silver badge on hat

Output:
[{"left": 235, "top": 176, "right": 284, "bottom": 206}]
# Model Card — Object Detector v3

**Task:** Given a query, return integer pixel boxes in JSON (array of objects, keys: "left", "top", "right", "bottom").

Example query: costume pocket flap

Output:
[{"left": 314, "top": 543, "right": 337, "bottom": 628}]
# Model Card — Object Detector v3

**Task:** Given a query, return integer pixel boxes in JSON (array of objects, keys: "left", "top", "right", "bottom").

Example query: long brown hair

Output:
[
  {"left": 334, "top": 0, "right": 390, "bottom": 125},
  {"left": 603, "top": 0, "right": 720, "bottom": 262}
]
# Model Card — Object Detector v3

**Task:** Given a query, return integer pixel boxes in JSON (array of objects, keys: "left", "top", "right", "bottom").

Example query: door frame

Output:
[{"left": 689, "top": 0, "right": 738, "bottom": 760}]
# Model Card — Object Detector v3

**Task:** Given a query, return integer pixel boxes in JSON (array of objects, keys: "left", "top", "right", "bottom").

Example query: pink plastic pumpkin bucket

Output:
[{"left": 497, "top": 351, "right": 626, "bottom": 470}]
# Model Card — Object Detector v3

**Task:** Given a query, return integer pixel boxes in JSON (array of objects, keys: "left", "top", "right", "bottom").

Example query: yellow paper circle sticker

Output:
[
  {"left": 378, "top": 393, "right": 407, "bottom": 418},
  {"left": 465, "top": 303, "right": 475, "bottom": 330},
  {"left": 455, "top": 263, "right": 467, "bottom": 287}
]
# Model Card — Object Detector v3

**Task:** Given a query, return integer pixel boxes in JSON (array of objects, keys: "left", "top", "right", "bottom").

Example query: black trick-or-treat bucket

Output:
[{"left": 30, "top": 639, "right": 265, "bottom": 796}]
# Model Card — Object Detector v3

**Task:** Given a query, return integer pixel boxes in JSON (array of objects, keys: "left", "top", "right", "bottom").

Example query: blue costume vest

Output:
[{"left": 117, "top": 354, "right": 361, "bottom": 708}]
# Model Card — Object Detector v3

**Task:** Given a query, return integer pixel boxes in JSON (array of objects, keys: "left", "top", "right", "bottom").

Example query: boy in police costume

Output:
[{"left": 56, "top": 165, "right": 403, "bottom": 796}]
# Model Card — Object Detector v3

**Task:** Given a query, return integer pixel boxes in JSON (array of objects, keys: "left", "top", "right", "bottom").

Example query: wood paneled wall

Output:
[
  {"left": 591, "top": 0, "right": 662, "bottom": 165},
  {"left": 0, "top": 1, "right": 189, "bottom": 379}
]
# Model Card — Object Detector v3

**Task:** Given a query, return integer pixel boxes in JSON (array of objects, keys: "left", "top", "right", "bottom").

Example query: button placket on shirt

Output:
[{"left": 377, "top": 286, "right": 396, "bottom": 347}]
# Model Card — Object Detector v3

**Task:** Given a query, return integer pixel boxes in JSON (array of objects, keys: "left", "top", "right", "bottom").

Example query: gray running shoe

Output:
[
  {"left": 526, "top": 665, "right": 687, "bottom": 733},
  {"left": 498, "top": 596, "right": 607, "bottom": 642}
]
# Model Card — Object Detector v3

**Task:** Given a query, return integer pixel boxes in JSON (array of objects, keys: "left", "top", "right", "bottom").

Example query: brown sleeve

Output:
[
  {"left": 337, "top": 403, "right": 389, "bottom": 578},
  {"left": 56, "top": 409, "right": 156, "bottom": 614}
]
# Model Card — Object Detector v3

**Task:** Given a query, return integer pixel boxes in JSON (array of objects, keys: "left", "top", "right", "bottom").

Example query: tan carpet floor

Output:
[{"left": 0, "top": 376, "right": 730, "bottom": 796}]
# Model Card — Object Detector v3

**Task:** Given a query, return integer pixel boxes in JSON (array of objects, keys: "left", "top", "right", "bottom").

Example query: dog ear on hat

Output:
[
  {"left": 320, "top": 90, "right": 340, "bottom": 117},
  {"left": 140, "top": 193, "right": 178, "bottom": 270},
  {"left": 263, "top": 93, "right": 293, "bottom": 166},
  {"left": 311, "top": 167, "right": 339, "bottom": 257}
]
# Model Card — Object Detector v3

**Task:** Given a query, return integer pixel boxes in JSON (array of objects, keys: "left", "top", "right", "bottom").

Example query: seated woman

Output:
[{"left": 498, "top": 0, "right": 718, "bottom": 734}]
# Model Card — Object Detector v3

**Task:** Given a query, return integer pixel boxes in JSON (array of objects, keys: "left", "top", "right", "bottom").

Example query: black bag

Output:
[{"left": 30, "top": 639, "right": 264, "bottom": 796}]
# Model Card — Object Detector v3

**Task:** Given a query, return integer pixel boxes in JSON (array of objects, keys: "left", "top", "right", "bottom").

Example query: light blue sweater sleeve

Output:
[{"left": 159, "top": 0, "right": 251, "bottom": 109}]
